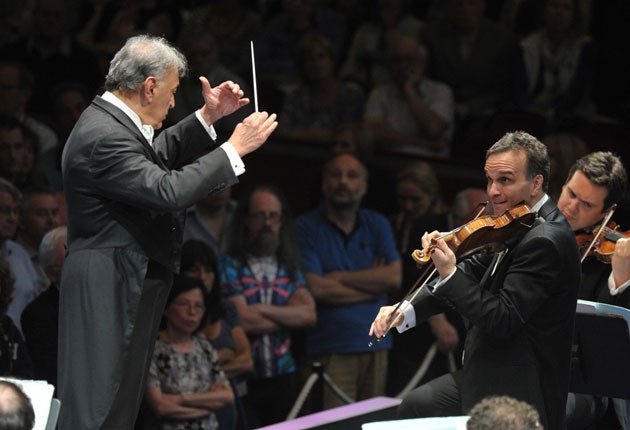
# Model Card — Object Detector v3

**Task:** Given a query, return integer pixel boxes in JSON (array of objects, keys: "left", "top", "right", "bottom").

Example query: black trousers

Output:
[{"left": 398, "top": 372, "right": 462, "bottom": 418}]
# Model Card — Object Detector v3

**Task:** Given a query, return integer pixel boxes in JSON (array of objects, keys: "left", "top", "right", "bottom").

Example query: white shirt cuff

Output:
[
  {"left": 220, "top": 142, "right": 245, "bottom": 176},
  {"left": 397, "top": 300, "right": 416, "bottom": 333},
  {"left": 195, "top": 109, "right": 217, "bottom": 140},
  {"left": 195, "top": 110, "right": 245, "bottom": 176},
  {"left": 433, "top": 268, "right": 457, "bottom": 291},
  {"left": 609, "top": 272, "right": 630, "bottom": 295}
]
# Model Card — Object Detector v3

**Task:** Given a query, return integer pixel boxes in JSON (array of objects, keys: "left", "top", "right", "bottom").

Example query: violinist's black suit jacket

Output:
[{"left": 412, "top": 198, "right": 581, "bottom": 430}]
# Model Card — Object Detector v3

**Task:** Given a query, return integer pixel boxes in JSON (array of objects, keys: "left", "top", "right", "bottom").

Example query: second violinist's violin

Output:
[
  {"left": 576, "top": 221, "right": 630, "bottom": 264},
  {"left": 411, "top": 203, "right": 536, "bottom": 265}
]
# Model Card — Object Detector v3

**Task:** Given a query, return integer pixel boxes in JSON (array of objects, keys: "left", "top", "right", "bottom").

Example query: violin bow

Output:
[
  {"left": 368, "top": 201, "right": 489, "bottom": 347},
  {"left": 580, "top": 204, "right": 617, "bottom": 263}
]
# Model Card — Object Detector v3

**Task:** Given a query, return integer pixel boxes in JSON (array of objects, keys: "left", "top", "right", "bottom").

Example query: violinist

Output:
[
  {"left": 370, "top": 131, "right": 581, "bottom": 430},
  {"left": 556, "top": 151, "right": 629, "bottom": 429}
]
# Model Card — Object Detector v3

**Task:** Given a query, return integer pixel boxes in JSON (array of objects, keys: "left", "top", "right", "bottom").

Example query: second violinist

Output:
[
  {"left": 369, "top": 132, "right": 581, "bottom": 429},
  {"left": 557, "top": 151, "right": 629, "bottom": 429}
]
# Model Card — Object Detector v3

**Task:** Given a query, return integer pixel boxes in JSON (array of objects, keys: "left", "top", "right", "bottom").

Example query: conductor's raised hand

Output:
[
  {"left": 368, "top": 305, "right": 403, "bottom": 339},
  {"left": 199, "top": 78, "right": 249, "bottom": 125},
  {"left": 229, "top": 111, "right": 278, "bottom": 157}
]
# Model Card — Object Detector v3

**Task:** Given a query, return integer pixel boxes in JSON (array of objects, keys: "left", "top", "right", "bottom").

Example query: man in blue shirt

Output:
[{"left": 295, "top": 152, "right": 401, "bottom": 410}]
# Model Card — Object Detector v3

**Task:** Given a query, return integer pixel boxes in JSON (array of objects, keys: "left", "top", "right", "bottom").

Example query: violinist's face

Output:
[
  {"left": 557, "top": 170, "right": 607, "bottom": 231},
  {"left": 485, "top": 150, "right": 542, "bottom": 215}
]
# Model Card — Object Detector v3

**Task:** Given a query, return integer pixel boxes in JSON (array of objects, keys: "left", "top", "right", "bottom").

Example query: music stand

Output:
[{"left": 569, "top": 300, "right": 630, "bottom": 399}]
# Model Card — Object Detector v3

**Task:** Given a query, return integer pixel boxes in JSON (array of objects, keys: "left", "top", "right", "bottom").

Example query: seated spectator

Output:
[
  {"left": 542, "top": 132, "right": 588, "bottom": 202},
  {"left": 422, "top": 0, "right": 517, "bottom": 128},
  {"left": 255, "top": 0, "right": 347, "bottom": 95},
  {"left": 0, "top": 179, "right": 41, "bottom": 336},
  {"left": 143, "top": 275, "right": 234, "bottom": 430},
  {"left": 183, "top": 0, "right": 263, "bottom": 79},
  {"left": 0, "top": 61, "right": 59, "bottom": 157},
  {"left": 514, "top": 0, "right": 595, "bottom": 127},
  {"left": 467, "top": 396, "right": 543, "bottom": 429},
  {"left": 341, "top": 0, "right": 424, "bottom": 90},
  {"left": 0, "top": 379, "right": 35, "bottom": 430},
  {"left": 168, "top": 30, "right": 252, "bottom": 137},
  {"left": 181, "top": 239, "right": 253, "bottom": 430},
  {"left": 16, "top": 187, "right": 61, "bottom": 290},
  {"left": 183, "top": 187, "right": 238, "bottom": 256},
  {"left": 44, "top": 82, "right": 90, "bottom": 190},
  {"left": 0, "top": 256, "right": 34, "bottom": 378},
  {"left": 278, "top": 32, "right": 366, "bottom": 146},
  {"left": 364, "top": 36, "right": 454, "bottom": 157},
  {"left": 21, "top": 226, "right": 66, "bottom": 388},
  {"left": 0, "top": 0, "right": 103, "bottom": 117},
  {"left": 220, "top": 184, "right": 316, "bottom": 427}
]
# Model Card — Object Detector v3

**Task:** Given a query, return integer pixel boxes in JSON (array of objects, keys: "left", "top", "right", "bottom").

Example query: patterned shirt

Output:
[
  {"left": 220, "top": 255, "right": 305, "bottom": 379},
  {"left": 147, "top": 336, "right": 226, "bottom": 430}
]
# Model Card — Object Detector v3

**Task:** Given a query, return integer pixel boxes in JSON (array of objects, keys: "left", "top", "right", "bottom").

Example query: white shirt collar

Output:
[
  {"left": 530, "top": 194, "right": 549, "bottom": 214},
  {"left": 101, "top": 91, "right": 154, "bottom": 144}
]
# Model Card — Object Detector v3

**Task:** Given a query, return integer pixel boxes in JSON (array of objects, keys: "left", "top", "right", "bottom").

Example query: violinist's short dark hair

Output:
[
  {"left": 487, "top": 131, "right": 550, "bottom": 193},
  {"left": 569, "top": 151, "right": 628, "bottom": 211}
]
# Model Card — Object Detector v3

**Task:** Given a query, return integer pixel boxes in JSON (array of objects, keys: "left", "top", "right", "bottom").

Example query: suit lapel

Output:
[{"left": 92, "top": 96, "right": 168, "bottom": 170}]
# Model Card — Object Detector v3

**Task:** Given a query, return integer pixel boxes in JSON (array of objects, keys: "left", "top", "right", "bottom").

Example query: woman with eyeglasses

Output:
[
  {"left": 143, "top": 275, "right": 234, "bottom": 430},
  {"left": 181, "top": 239, "right": 253, "bottom": 430}
]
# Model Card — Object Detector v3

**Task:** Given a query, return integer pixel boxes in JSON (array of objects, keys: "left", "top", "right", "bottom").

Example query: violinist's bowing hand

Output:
[
  {"left": 369, "top": 306, "right": 403, "bottom": 339},
  {"left": 422, "top": 231, "right": 456, "bottom": 279},
  {"left": 611, "top": 238, "right": 630, "bottom": 288}
]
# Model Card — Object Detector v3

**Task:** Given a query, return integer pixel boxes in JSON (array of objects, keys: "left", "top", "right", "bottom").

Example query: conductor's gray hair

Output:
[
  {"left": 104, "top": 34, "right": 188, "bottom": 93},
  {"left": 38, "top": 226, "right": 67, "bottom": 269}
]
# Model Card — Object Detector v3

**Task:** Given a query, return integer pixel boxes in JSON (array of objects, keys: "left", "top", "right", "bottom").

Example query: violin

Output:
[
  {"left": 576, "top": 221, "right": 630, "bottom": 264},
  {"left": 411, "top": 203, "right": 536, "bottom": 265}
]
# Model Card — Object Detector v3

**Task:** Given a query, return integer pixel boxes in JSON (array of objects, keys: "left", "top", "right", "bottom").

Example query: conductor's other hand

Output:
[
  {"left": 369, "top": 305, "right": 403, "bottom": 339},
  {"left": 229, "top": 112, "right": 278, "bottom": 157},
  {"left": 199, "top": 78, "right": 249, "bottom": 125}
]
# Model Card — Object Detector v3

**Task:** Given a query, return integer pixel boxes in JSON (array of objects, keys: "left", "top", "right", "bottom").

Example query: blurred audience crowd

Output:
[{"left": 0, "top": 0, "right": 629, "bottom": 429}]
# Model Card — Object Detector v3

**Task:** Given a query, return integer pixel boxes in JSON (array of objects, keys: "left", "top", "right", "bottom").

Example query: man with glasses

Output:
[{"left": 219, "top": 184, "right": 316, "bottom": 427}]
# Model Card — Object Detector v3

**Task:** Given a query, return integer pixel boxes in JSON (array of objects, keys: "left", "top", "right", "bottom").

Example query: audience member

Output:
[
  {"left": 278, "top": 33, "right": 366, "bottom": 145},
  {"left": 0, "top": 257, "right": 34, "bottom": 378},
  {"left": 543, "top": 132, "right": 588, "bottom": 202},
  {"left": 0, "top": 380, "right": 35, "bottom": 430},
  {"left": 364, "top": 36, "right": 454, "bottom": 157},
  {"left": 0, "top": 179, "right": 41, "bottom": 336},
  {"left": 15, "top": 187, "right": 61, "bottom": 290},
  {"left": 387, "top": 185, "right": 485, "bottom": 397},
  {"left": 143, "top": 275, "right": 234, "bottom": 430},
  {"left": 255, "top": 0, "right": 347, "bottom": 95},
  {"left": 21, "top": 226, "right": 66, "bottom": 388},
  {"left": 514, "top": 0, "right": 596, "bottom": 127},
  {"left": 467, "top": 395, "right": 543, "bottom": 430},
  {"left": 183, "top": 188, "right": 238, "bottom": 256},
  {"left": 181, "top": 239, "right": 253, "bottom": 430},
  {"left": 0, "top": 0, "right": 103, "bottom": 117},
  {"left": 328, "top": 122, "right": 372, "bottom": 157},
  {"left": 13, "top": 127, "right": 49, "bottom": 190},
  {"left": 295, "top": 152, "right": 401, "bottom": 409},
  {"left": 340, "top": 0, "right": 424, "bottom": 90},
  {"left": 0, "top": 115, "right": 28, "bottom": 187},
  {"left": 370, "top": 132, "right": 580, "bottom": 429},
  {"left": 43, "top": 82, "right": 91, "bottom": 190},
  {"left": 169, "top": 30, "right": 253, "bottom": 136},
  {"left": 421, "top": 0, "right": 517, "bottom": 127},
  {"left": 0, "top": 61, "right": 58, "bottom": 157},
  {"left": 555, "top": 152, "right": 629, "bottom": 429},
  {"left": 220, "top": 184, "right": 316, "bottom": 427},
  {"left": 183, "top": 0, "right": 263, "bottom": 79}
]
